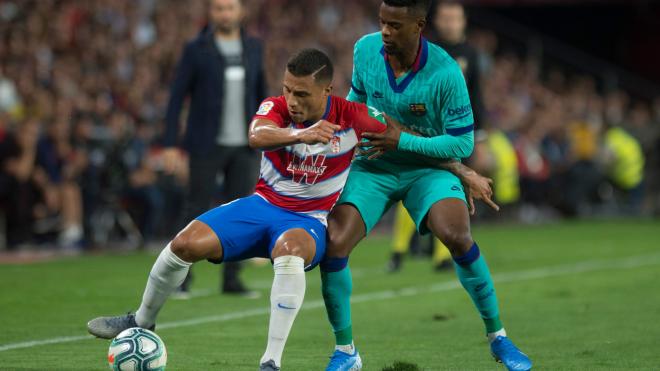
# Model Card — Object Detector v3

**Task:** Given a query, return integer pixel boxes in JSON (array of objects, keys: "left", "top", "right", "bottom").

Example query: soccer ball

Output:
[{"left": 108, "top": 327, "right": 167, "bottom": 371}]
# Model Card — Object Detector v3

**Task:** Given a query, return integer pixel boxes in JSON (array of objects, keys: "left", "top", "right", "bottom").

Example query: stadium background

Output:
[
  {"left": 0, "top": 0, "right": 660, "bottom": 369},
  {"left": 1, "top": 0, "right": 659, "bottom": 251}
]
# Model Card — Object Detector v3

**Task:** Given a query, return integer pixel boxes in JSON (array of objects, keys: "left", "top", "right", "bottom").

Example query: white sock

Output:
[
  {"left": 260, "top": 256, "right": 305, "bottom": 367},
  {"left": 335, "top": 342, "right": 355, "bottom": 354},
  {"left": 487, "top": 328, "right": 507, "bottom": 343},
  {"left": 135, "top": 243, "right": 192, "bottom": 328}
]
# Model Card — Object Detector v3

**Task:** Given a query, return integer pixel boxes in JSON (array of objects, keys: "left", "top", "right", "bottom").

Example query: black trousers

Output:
[{"left": 183, "top": 145, "right": 261, "bottom": 290}]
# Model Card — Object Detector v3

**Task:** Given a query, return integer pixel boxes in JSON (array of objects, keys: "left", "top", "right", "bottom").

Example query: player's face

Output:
[
  {"left": 282, "top": 71, "right": 332, "bottom": 123},
  {"left": 379, "top": 3, "right": 426, "bottom": 56},
  {"left": 434, "top": 4, "right": 466, "bottom": 43},
  {"left": 209, "top": 0, "right": 242, "bottom": 34}
]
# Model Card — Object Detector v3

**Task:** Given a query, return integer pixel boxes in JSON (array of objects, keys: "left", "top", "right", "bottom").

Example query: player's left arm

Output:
[
  {"left": 430, "top": 158, "right": 499, "bottom": 214},
  {"left": 394, "top": 137, "right": 498, "bottom": 214}
]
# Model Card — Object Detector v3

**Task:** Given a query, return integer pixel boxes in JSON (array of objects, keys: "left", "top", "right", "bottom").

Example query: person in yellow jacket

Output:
[
  {"left": 388, "top": 130, "right": 517, "bottom": 272},
  {"left": 602, "top": 125, "right": 645, "bottom": 213}
]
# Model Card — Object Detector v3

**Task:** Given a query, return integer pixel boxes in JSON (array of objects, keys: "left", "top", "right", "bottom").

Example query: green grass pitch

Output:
[{"left": 1, "top": 220, "right": 659, "bottom": 370}]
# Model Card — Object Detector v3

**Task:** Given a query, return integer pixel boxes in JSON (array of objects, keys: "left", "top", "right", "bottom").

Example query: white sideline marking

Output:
[{"left": 1, "top": 252, "right": 659, "bottom": 353}]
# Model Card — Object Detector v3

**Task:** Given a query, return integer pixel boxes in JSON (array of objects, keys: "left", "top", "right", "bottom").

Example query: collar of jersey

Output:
[
  {"left": 380, "top": 37, "right": 429, "bottom": 93},
  {"left": 300, "top": 95, "right": 332, "bottom": 127}
]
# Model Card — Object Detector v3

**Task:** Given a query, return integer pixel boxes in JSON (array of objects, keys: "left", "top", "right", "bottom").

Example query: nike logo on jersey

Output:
[{"left": 372, "top": 91, "right": 384, "bottom": 98}]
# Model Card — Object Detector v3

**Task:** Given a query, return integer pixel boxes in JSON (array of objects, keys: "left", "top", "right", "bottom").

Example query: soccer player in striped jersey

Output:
[
  {"left": 86, "top": 49, "right": 392, "bottom": 371},
  {"left": 320, "top": 1, "right": 532, "bottom": 370}
]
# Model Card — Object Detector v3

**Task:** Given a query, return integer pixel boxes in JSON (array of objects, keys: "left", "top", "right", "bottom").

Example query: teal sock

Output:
[
  {"left": 453, "top": 243, "right": 503, "bottom": 333},
  {"left": 321, "top": 266, "right": 353, "bottom": 345}
]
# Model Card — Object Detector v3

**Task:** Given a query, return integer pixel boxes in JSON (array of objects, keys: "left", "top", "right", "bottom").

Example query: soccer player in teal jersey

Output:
[{"left": 319, "top": 1, "right": 532, "bottom": 370}]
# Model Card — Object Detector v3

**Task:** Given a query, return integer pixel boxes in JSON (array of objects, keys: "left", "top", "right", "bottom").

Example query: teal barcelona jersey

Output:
[{"left": 348, "top": 32, "right": 474, "bottom": 165}]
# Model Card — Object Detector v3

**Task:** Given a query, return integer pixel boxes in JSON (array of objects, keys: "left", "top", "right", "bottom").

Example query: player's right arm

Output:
[{"left": 248, "top": 98, "right": 340, "bottom": 151}]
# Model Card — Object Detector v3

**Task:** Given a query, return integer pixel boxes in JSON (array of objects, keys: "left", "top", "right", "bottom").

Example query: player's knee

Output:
[
  {"left": 170, "top": 232, "right": 202, "bottom": 263},
  {"left": 272, "top": 240, "right": 313, "bottom": 264},
  {"left": 438, "top": 229, "right": 473, "bottom": 256},
  {"left": 326, "top": 229, "right": 351, "bottom": 258}
]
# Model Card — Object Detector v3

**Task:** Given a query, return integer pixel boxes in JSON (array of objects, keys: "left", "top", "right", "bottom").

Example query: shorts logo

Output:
[
  {"left": 451, "top": 185, "right": 462, "bottom": 192},
  {"left": 256, "top": 101, "right": 274, "bottom": 115},
  {"left": 409, "top": 103, "right": 427, "bottom": 116},
  {"left": 330, "top": 136, "right": 341, "bottom": 153}
]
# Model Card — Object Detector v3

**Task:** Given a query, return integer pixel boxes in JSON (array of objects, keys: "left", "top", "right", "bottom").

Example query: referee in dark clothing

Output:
[
  {"left": 430, "top": 0, "right": 485, "bottom": 129},
  {"left": 162, "top": 0, "right": 266, "bottom": 296}
]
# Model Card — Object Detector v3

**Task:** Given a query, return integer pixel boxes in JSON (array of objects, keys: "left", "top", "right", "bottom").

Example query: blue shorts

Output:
[{"left": 195, "top": 195, "right": 326, "bottom": 271}]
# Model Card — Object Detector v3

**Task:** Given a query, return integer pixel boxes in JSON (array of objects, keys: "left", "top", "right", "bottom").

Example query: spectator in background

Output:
[
  {"left": 35, "top": 116, "right": 85, "bottom": 247},
  {"left": 108, "top": 113, "right": 165, "bottom": 245},
  {"left": 0, "top": 117, "right": 40, "bottom": 248},
  {"left": 430, "top": 0, "right": 485, "bottom": 128},
  {"left": 472, "top": 129, "right": 520, "bottom": 214},
  {"left": 162, "top": 0, "right": 266, "bottom": 297}
]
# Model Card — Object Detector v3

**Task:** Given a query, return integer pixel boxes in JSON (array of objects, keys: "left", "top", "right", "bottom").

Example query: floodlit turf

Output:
[{"left": 1, "top": 220, "right": 659, "bottom": 370}]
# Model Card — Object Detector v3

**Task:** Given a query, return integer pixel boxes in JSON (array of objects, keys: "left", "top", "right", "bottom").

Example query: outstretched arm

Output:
[{"left": 359, "top": 113, "right": 473, "bottom": 159}]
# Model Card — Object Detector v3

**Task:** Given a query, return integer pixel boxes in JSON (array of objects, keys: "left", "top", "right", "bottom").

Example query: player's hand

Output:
[
  {"left": 358, "top": 114, "right": 403, "bottom": 159},
  {"left": 462, "top": 173, "right": 499, "bottom": 215},
  {"left": 298, "top": 120, "right": 341, "bottom": 145}
]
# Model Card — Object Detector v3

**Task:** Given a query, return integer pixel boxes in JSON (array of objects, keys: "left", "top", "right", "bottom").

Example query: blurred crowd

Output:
[{"left": 0, "top": 0, "right": 657, "bottom": 249}]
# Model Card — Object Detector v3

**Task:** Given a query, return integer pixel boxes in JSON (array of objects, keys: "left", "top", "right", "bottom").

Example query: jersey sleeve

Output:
[
  {"left": 346, "top": 40, "right": 368, "bottom": 104},
  {"left": 440, "top": 63, "right": 474, "bottom": 135},
  {"left": 252, "top": 97, "right": 288, "bottom": 128},
  {"left": 347, "top": 103, "right": 387, "bottom": 139}
]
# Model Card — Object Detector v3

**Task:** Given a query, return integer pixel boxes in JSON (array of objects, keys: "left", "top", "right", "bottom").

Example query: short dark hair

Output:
[
  {"left": 286, "top": 49, "right": 334, "bottom": 84},
  {"left": 383, "top": 0, "right": 432, "bottom": 17}
]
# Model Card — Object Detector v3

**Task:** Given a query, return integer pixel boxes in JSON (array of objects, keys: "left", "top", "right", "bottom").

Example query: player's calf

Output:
[{"left": 260, "top": 229, "right": 315, "bottom": 369}]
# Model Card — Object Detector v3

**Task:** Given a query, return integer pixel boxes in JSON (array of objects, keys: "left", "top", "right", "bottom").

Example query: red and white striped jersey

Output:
[{"left": 252, "top": 95, "right": 385, "bottom": 224}]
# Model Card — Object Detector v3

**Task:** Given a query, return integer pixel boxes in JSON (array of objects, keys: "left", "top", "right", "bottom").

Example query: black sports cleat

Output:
[
  {"left": 259, "top": 360, "right": 281, "bottom": 370},
  {"left": 386, "top": 252, "right": 404, "bottom": 273},
  {"left": 87, "top": 313, "right": 155, "bottom": 339},
  {"left": 433, "top": 259, "right": 454, "bottom": 272}
]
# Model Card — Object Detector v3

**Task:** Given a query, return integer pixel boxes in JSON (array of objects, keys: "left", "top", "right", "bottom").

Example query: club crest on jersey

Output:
[
  {"left": 330, "top": 136, "right": 341, "bottom": 153},
  {"left": 256, "top": 101, "right": 274, "bottom": 115},
  {"left": 409, "top": 103, "right": 427, "bottom": 116},
  {"left": 287, "top": 153, "right": 327, "bottom": 185}
]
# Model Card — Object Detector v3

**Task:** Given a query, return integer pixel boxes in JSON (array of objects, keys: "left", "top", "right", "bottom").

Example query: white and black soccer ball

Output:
[{"left": 108, "top": 327, "right": 167, "bottom": 371}]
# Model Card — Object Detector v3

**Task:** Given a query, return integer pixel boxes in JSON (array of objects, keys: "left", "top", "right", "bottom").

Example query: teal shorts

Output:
[{"left": 338, "top": 159, "right": 467, "bottom": 235}]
